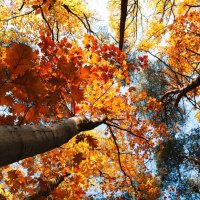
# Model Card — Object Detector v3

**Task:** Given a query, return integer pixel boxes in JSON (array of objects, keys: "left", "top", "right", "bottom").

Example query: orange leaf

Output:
[
  {"left": 5, "top": 43, "right": 38, "bottom": 77},
  {"left": 25, "top": 108, "right": 38, "bottom": 122},
  {"left": 79, "top": 67, "right": 90, "bottom": 79},
  {"left": 57, "top": 56, "right": 78, "bottom": 80},
  {"left": 12, "top": 103, "right": 26, "bottom": 115},
  {"left": 0, "top": 95, "right": 13, "bottom": 106},
  {"left": 71, "top": 86, "right": 84, "bottom": 103},
  {"left": 86, "top": 135, "right": 98, "bottom": 149},
  {"left": 12, "top": 70, "right": 46, "bottom": 102}
]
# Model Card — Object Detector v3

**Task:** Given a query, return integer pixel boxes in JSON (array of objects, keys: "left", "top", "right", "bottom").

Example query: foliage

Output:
[{"left": 0, "top": 0, "right": 199, "bottom": 199}]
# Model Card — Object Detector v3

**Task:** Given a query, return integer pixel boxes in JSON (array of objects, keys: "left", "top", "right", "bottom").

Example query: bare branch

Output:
[
  {"left": 185, "top": 4, "right": 200, "bottom": 8},
  {"left": 145, "top": 50, "right": 191, "bottom": 81},
  {"left": 19, "top": 1, "right": 25, "bottom": 11},
  {"left": 175, "top": 75, "right": 200, "bottom": 107},
  {"left": 162, "top": 75, "right": 200, "bottom": 107},
  {"left": 83, "top": 13, "right": 94, "bottom": 34},
  {"left": 39, "top": 6, "right": 54, "bottom": 41},
  {"left": 183, "top": 156, "right": 200, "bottom": 166},
  {"left": 108, "top": 125, "right": 127, "bottom": 179},
  {"left": 62, "top": 4, "right": 94, "bottom": 34},
  {"left": 108, "top": 125, "right": 138, "bottom": 197},
  {"left": 106, "top": 121, "right": 150, "bottom": 144}
]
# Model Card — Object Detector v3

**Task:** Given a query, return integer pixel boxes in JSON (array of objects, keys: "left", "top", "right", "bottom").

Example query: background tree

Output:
[{"left": 155, "top": 128, "right": 200, "bottom": 199}]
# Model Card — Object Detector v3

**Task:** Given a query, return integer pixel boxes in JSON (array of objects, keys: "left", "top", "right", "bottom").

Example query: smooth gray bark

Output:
[{"left": 0, "top": 116, "right": 105, "bottom": 167}]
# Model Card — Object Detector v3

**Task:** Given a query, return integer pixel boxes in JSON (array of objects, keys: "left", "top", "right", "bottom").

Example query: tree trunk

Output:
[
  {"left": 0, "top": 116, "right": 106, "bottom": 167},
  {"left": 119, "top": 0, "right": 128, "bottom": 51}
]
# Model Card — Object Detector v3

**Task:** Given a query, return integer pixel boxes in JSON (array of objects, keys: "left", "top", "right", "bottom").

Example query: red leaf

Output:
[{"left": 0, "top": 116, "right": 16, "bottom": 125}]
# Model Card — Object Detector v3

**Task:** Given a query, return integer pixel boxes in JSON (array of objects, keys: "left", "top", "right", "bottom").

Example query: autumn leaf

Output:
[
  {"left": 52, "top": 189, "right": 67, "bottom": 198},
  {"left": 0, "top": 95, "right": 13, "bottom": 106},
  {"left": 85, "top": 135, "right": 98, "bottom": 149},
  {"left": 76, "top": 134, "right": 86, "bottom": 143},
  {"left": 76, "top": 134, "right": 98, "bottom": 149},
  {"left": 73, "top": 153, "right": 85, "bottom": 165},
  {"left": 0, "top": 1, "right": 198, "bottom": 199},
  {"left": 11, "top": 103, "right": 26, "bottom": 115},
  {"left": 78, "top": 67, "right": 90, "bottom": 80},
  {"left": 0, "top": 116, "right": 16, "bottom": 125},
  {"left": 11, "top": 70, "right": 46, "bottom": 102},
  {"left": 5, "top": 43, "right": 38, "bottom": 77},
  {"left": 7, "top": 170, "right": 18, "bottom": 181},
  {"left": 58, "top": 56, "right": 78, "bottom": 80},
  {"left": 71, "top": 86, "right": 84, "bottom": 103}
]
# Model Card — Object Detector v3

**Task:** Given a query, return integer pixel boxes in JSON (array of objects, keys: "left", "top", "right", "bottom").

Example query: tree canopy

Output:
[{"left": 0, "top": 0, "right": 199, "bottom": 199}]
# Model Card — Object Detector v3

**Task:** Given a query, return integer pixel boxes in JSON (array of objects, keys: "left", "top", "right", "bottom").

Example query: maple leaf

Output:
[
  {"left": 0, "top": 116, "right": 16, "bottom": 125},
  {"left": 7, "top": 170, "right": 18, "bottom": 181},
  {"left": 76, "top": 134, "right": 98, "bottom": 149},
  {"left": 11, "top": 70, "right": 46, "bottom": 102},
  {"left": 0, "top": 95, "right": 13, "bottom": 106},
  {"left": 76, "top": 134, "right": 85, "bottom": 143},
  {"left": 52, "top": 189, "right": 67, "bottom": 198},
  {"left": 70, "top": 86, "right": 84, "bottom": 103},
  {"left": 5, "top": 43, "right": 38, "bottom": 78},
  {"left": 0, "top": 1, "right": 198, "bottom": 199},
  {"left": 57, "top": 56, "right": 78, "bottom": 80},
  {"left": 85, "top": 135, "right": 98, "bottom": 149},
  {"left": 10, "top": 103, "right": 26, "bottom": 116},
  {"left": 73, "top": 153, "right": 85, "bottom": 165},
  {"left": 78, "top": 67, "right": 91, "bottom": 80}
]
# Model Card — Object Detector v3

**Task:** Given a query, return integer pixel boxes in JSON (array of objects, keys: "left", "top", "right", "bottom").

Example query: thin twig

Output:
[
  {"left": 0, "top": 2, "right": 45, "bottom": 22},
  {"left": 93, "top": 83, "right": 114, "bottom": 105},
  {"left": 19, "top": 1, "right": 25, "bottom": 11},
  {"left": 108, "top": 125, "right": 127, "bottom": 180},
  {"left": 17, "top": 105, "right": 32, "bottom": 126},
  {"left": 83, "top": 14, "right": 94, "bottom": 34},
  {"left": 108, "top": 125, "right": 138, "bottom": 197},
  {"left": 106, "top": 121, "right": 150, "bottom": 144},
  {"left": 62, "top": 4, "right": 93, "bottom": 34},
  {"left": 39, "top": 6, "right": 54, "bottom": 41}
]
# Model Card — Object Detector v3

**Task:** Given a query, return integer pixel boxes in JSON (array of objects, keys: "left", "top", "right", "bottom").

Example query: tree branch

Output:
[
  {"left": 25, "top": 173, "right": 71, "bottom": 200},
  {"left": 108, "top": 125, "right": 138, "bottom": 197},
  {"left": 106, "top": 121, "right": 150, "bottom": 144},
  {"left": 62, "top": 4, "right": 94, "bottom": 34},
  {"left": 185, "top": 4, "right": 200, "bottom": 8},
  {"left": 83, "top": 13, "right": 94, "bottom": 34},
  {"left": 0, "top": 2, "right": 45, "bottom": 22},
  {"left": 39, "top": 6, "right": 54, "bottom": 41},
  {"left": 162, "top": 75, "right": 200, "bottom": 107},
  {"left": 183, "top": 156, "right": 200, "bottom": 166},
  {"left": 108, "top": 125, "right": 127, "bottom": 179},
  {"left": 19, "top": 1, "right": 25, "bottom": 11}
]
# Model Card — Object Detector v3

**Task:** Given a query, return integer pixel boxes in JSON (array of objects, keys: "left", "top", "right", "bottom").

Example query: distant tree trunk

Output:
[
  {"left": 119, "top": 0, "right": 128, "bottom": 51},
  {"left": 0, "top": 117, "right": 106, "bottom": 167}
]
